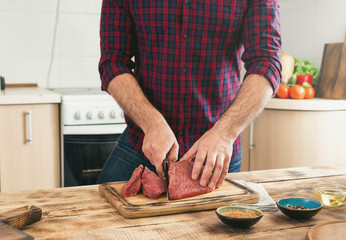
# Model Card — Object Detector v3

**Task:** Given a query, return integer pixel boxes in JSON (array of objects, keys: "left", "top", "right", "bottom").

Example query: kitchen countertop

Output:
[
  {"left": 0, "top": 165, "right": 345, "bottom": 240},
  {"left": 0, "top": 87, "right": 61, "bottom": 105},
  {"left": 266, "top": 97, "right": 346, "bottom": 111}
]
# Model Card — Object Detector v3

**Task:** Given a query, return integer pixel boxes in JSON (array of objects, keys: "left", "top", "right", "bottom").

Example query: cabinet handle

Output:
[
  {"left": 249, "top": 123, "right": 255, "bottom": 149},
  {"left": 25, "top": 111, "right": 32, "bottom": 144}
]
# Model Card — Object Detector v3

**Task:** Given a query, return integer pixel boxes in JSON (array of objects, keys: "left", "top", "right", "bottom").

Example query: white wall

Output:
[{"left": 0, "top": 0, "right": 345, "bottom": 89}]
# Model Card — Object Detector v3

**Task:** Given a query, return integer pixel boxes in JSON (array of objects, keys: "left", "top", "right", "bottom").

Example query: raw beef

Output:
[
  {"left": 141, "top": 167, "right": 166, "bottom": 199},
  {"left": 168, "top": 160, "right": 212, "bottom": 200},
  {"left": 121, "top": 164, "right": 144, "bottom": 198}
]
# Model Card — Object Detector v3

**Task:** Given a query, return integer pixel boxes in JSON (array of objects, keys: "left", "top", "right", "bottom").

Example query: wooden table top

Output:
[{"left": 1, "top": 165, "right": 345, "bottom": 240}]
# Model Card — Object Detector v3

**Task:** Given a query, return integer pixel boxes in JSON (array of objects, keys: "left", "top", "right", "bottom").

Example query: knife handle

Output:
[{"left": 0, "top": 205, "right": 42, "bottom": 229}]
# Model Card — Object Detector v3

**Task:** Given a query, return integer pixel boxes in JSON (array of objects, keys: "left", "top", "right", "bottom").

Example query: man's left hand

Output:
[{"left": 180, "top": 127, "right": 235, "bottom": 189}]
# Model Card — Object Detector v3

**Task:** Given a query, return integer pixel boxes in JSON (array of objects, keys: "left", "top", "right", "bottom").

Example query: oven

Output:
[{"left": 53, "top": 88, "right": 126, "bottom": 187}]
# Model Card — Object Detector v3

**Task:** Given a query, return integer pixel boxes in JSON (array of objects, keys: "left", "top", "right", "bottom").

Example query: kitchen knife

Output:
[{"left": 162, "top": 157, "right": 170, "bottom": 200}]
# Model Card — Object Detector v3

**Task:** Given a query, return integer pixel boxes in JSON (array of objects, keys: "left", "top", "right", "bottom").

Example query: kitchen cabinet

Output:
[
  {"left": 241, "top": 98, "right": 346, "bottom": 171},
  {"left": 0, "top": 87, "right": 61, "bottom": 192}
]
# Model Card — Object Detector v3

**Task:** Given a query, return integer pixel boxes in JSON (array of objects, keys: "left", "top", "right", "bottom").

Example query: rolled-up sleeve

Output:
[
  {"left": 241, "top": 0, "right": 282, "bottom": 94},
  {"left": 99, "top": 0, "right": 135, "bottom": 91}
]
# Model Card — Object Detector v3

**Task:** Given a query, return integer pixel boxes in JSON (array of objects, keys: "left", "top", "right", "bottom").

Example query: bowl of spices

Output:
[
  {"left": 215, "top": 205, "right": 263, "bottom": 229},
  {"left": 277, "top": 198, "right": 322, "bottom": 220}
]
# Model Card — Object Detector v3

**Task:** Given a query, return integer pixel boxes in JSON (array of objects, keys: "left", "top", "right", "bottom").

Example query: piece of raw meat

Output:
[
  {"left": 121, "top": 164, "right": 144, "bottom": 198},
  {"left": 168, "top": 160, "right": 212, "bottom": 200},
  {"left": 141, "top": 167, "right": 166, "bottom": 199}
]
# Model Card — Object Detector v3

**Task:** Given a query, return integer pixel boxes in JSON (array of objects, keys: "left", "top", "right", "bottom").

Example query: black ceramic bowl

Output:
[
  {"left": 276, "top": 198, "right": 322, "bottom": 220},
  {"left": 216, "top": 206, "right": 263, "bottom": 229}
]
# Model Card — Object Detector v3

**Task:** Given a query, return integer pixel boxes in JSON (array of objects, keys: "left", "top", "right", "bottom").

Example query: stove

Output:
[{"left": 52, "top": 88, "right": 126, "bottom": 187}]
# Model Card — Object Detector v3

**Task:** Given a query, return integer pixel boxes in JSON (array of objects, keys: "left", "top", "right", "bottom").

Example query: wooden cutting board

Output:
[
  {"left": 99, "top": 178, "right": 259, "bottom": 218},
  {"left": 306, "top": 221, "right": 346, "bottom": 240},
  {"left": 315, "top": 34, "right": 346, "bottom": 100}
]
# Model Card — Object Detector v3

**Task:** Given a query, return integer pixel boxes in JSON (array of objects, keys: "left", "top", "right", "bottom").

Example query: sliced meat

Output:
[
  {"left": 121, "top": 164, "right": 144, "bottom": 198},
  {"left": 141, "top": 167, "right": 166, "bottom": 199},
  {"left": 168, "top": 160, "right": 212, "bottom": 200}
]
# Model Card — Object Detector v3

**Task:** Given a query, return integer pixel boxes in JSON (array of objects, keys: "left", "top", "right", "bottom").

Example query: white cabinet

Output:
[
  {"left": 0, "top": 88, "right": 61, "bottom": 192},
  {"left": 241, "top": 98, "right": 346, "bottom": 171}
]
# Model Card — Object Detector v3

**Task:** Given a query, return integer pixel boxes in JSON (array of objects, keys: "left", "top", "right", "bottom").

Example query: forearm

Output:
[
  {"left": 107, "top": 73, "right": 167, "bottom": 133},
  {"left": 213, "top": 74, "right": 273, "bottom": 140}
]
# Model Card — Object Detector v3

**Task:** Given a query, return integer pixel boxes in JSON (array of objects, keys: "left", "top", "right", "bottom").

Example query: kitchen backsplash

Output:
[{"left": 0, "top": 0, "right": 345, "bottom": 88}]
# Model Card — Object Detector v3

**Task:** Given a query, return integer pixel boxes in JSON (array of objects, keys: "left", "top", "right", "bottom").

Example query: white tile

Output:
[
  {"left": 0, "top": 56, "right": 51, "bottom": 88},
  {"left": 280, "top": 7, "right": 314, "bottom": 59},
  {"left": 57, "top": 13, "right": 100, "bottom": 56},
  {"left": 59, "top": 0, "right": 102, "bottom": 14},
  {"left": 0, "top": 11, "right": 56, "bottom": 56},
  {"left": 278, "top": 0, "right": 313, "bottom": 10},
  {"left": 311, "top": 1, "right": 346, "bottom": 59},
  {"left": 0, "top": 0, "right": 57, "bottom": 12},
  {"left": 59, "top": 56, "right": 101, "bottom": 88}
]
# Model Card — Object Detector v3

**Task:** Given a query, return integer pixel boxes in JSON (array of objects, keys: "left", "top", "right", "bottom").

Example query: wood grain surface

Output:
[
  {"left": 99, "top": 179, "right": 259, "bottom": 218},
  {"left": 0, "top": 165, "right": 345, "bottom": 240}
]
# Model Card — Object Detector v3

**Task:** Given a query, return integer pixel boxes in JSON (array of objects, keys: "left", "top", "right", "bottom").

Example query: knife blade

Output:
[{"left": 162, "top": 157, "right": 170, "bottom": 200}]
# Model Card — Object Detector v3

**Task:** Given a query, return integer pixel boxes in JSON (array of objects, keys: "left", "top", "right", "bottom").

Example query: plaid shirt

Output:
[{"left": 99, "top": 0, "right": 281, "bottom": 158}]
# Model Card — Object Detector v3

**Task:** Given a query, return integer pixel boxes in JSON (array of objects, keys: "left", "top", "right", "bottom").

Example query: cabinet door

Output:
[
  {"left": 247, "top": 109, "right": 346, "bottom": 170},
  {"left": 0, "top": 104, "right": 60, "bottom": 192}
]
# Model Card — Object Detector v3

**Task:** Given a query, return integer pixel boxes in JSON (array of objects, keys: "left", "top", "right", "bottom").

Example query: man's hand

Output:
[
  {"left": 142, "top": 121, "right": 179, "bottom": 178},
  {"left": 180, "top": 126, "right": 235, "bottom": 189},
  {"left": 180, "top": 74, "right": 274, "bottom": 189}
]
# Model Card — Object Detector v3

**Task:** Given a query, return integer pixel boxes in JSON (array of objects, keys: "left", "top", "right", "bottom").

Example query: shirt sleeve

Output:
[
  {"left": 241, "top": 0, "right": 282, "bottom": 94},
  {"left": 99, "top": 0, "right": 135, "bottom": 92}
]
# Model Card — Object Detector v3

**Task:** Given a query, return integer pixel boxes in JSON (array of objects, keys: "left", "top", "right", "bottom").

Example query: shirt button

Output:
[
  {"left": 183, "top": 33, "right": 189, "bottom": 39},
  {"left": 180, "top": 99, "right": 184, "bottom": 104},
  {"left": 182, "top": 67, "right": 187, "bottom": 73},
  {"left": 178, "top": 130, "right": 183, "bottom": 136},
  {"left": 185, "top": 0, "right": 190, "bottom": 4}
]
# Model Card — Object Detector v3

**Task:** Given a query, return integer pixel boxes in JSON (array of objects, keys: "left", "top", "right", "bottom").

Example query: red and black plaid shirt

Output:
[{"left": 99, "top": 0, "right": 281, "bottom": 158}]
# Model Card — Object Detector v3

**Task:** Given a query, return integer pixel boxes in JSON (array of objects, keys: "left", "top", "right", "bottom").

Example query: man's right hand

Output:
[{"left": 142, "top": 120, "right": 179, "bottom": 178}]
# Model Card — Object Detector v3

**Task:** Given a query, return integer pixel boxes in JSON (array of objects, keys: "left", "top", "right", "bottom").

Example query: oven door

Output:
[{"left": 63, "top": 134, "right": 120, "bottom": 187}]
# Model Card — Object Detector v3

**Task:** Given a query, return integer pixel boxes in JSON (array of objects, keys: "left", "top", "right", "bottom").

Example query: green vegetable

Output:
[{"left": 289, "top": 58, "right": 319, "bottom": 86}]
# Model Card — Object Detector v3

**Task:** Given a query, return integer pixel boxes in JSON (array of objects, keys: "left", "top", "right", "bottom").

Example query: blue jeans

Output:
[{"left": 97, "top": 128, "right": 241, "bottom": 183}]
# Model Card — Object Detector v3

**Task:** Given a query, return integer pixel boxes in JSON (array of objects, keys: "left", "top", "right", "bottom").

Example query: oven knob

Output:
[
  {"left": 98, "top": 111, "right": 105, "bottom": 119},
  {"left": 86, "top": 111, "right": 93, "bottom": 120},
  {"left": 110, "top": 111, "right": 116, "bottom": 119},
  {"left": 74, "top": 112, "right": 81, "bottom": 120}
]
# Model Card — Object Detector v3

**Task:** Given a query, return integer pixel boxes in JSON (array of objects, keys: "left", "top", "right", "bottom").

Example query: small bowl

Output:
[
  {"left": 276, "top": 198, "right": 322, "bottom": 220},
  {"left": 216, "top": 205, "right": 263, "bottom": 229},
  {"left": 312, "top": 183, "right": 346, "bottom": 207}
]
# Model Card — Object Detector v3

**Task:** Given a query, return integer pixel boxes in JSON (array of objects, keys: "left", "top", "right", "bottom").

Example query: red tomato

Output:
[
  {"left": 276, "top": 84, "right": 290, "bottom": 99},
  {"left": 304, "top": 86, "right": 315, "bottom": 99},
  {"left": 290, "top": 85, "right": 306, "bottom": 99}
]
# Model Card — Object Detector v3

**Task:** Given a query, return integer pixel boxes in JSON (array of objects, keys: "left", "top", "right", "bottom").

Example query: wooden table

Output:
[{"left": 1, "top": 165, "right": 345, "bottom": 240}]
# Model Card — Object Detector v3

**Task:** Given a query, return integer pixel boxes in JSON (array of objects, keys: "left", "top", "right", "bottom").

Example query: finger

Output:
[
  {"left": 208, "top": 155, "right": 223, "bottom": 189},
  {"left": 167, "top": 141, "right": 179, "bottom": 163},
  {"left": 199, "top": 153, "right": 216, "bottom": 187},
  {"left": 153, "top": 150, "right": 167, "bottom": 178},
  {"left": 155, "top": 163, "right": 164, "bottom": 178},
  {"left": 191, "top": 149, "right": 206, "bottom": 180},
  {"left": 180, "top": 143, "right": 198, "bottom": 162},
  {"left": 216, "top": 157, "right": 231, "bottom": 188}
]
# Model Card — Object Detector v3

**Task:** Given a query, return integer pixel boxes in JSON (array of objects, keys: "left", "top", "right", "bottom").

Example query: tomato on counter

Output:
[
  {"left": 304, "top": 86, "right": 315, "bottom": 99},
  {"left": 276, "top": 84, "right": 290, "bottom": 99},
  {"left": 290, "top": 85, "right": 306, "bottom": 99}
]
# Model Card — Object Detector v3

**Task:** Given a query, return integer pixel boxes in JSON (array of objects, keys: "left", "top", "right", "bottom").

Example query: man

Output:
[{"left": 97, "top": 0, "right": 281, "bottom": 189}]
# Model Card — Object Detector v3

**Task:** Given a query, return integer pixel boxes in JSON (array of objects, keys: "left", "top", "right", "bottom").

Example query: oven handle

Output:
[
  {"left": 25, "top": 110, "right": 32, "bottom": 144},
  {"left": 81, "top": 169, "right": 103, "bottom": 173}
]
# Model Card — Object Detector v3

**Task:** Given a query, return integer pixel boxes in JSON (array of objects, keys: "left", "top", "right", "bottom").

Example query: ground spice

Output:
[{"left": 225, "top": 211, "right": 257, "bottom": 218}]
